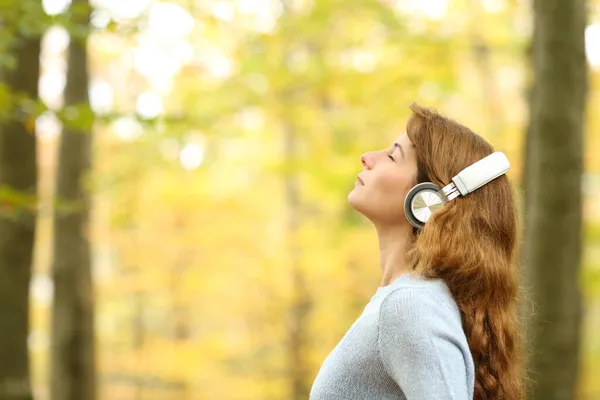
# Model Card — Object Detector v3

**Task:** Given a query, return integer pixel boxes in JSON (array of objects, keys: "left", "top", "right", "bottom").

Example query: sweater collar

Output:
[{"left": 373, "top": 271, "right": 415, "bottom": 298}]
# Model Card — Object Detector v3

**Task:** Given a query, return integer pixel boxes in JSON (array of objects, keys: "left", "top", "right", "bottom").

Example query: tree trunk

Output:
[
  {"left": 524, "top": 0, "right": 588, "bottom": 399},
  {"left": 0, "top": 13, "right": 41, "bottom": 400},
  {"left": 283, "top": 119, "right": 313, "bottom": 400},
  {"left": 50, "top": 0, "right": 96, "bottom": 399}
]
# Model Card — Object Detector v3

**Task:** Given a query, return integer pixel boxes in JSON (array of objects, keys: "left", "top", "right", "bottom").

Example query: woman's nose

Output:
[{"left": 361, "top": 153, "right": 371, "bottom": 169}]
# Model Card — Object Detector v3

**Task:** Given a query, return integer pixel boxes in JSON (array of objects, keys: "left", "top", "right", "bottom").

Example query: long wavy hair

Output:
[{"left": 405, "top": 103, "right": 526, "bottom": 399}]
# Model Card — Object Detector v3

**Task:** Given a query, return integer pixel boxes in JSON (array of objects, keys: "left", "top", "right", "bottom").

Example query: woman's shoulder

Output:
[{"left": 377, "top": 272, "right": 463, "bottom": 329}]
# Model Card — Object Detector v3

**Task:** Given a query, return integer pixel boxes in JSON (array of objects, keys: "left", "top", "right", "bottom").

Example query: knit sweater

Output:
[{"left": 310, "top": 272, "right": 475, "bottom": 400}]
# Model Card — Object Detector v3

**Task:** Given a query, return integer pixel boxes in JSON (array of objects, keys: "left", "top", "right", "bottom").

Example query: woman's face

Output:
[{"left": 348, "top": 133, "right": 419, "bottom": 226}]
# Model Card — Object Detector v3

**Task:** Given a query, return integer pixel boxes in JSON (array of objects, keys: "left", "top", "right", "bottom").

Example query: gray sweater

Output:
[{"left": 310, "top": 272, "right": 474, "bottom": 400}]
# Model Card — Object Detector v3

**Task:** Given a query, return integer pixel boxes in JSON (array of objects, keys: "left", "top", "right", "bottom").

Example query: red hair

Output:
[{"left": 405, "top": 103, "right": 527, "bottom": 399}]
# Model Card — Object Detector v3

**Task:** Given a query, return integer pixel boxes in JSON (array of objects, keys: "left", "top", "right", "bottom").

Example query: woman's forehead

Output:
[{"left": 395, "top": 132, "right": 414, "bottom": 147}]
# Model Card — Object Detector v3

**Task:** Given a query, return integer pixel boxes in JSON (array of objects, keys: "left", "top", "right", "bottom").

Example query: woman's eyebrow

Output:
[{"left": 393, "top": 142, "right": 405, "bottom": 159}]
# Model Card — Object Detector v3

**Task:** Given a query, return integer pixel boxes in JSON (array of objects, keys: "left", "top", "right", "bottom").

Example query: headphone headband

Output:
[{"left": 452, "top": 152, "right": 510, "bottom": 196}]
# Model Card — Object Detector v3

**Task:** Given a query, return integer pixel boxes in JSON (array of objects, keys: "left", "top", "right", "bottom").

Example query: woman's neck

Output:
[{"left": 375, "top": 224, "right": 414, "bottom": 287}]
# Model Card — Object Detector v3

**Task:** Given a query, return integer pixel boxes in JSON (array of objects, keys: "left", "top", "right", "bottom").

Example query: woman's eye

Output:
[{"left": 388, "top": 154, "right": 395, "bottom": 161}]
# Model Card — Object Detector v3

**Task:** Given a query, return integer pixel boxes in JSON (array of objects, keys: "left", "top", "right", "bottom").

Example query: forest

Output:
[{"left": 0, "top": 0, "right": 599, "bottom": 399}]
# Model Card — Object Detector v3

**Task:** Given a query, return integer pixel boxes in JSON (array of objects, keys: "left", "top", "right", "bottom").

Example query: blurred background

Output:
[{"left": 0, "top": 0, "right": 598, "bottom": 399}]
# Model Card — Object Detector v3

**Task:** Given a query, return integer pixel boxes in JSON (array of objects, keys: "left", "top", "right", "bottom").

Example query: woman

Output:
[{"left": 310, "top": 104, "right": 525, "bottom": 399}]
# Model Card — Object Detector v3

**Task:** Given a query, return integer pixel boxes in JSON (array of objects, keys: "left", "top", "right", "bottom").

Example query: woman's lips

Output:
[{"left": 357, "top": 176, "right": 364, "bottom": 185}]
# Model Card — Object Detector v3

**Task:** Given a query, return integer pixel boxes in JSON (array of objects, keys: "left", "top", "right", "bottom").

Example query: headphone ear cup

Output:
[{"left": 404, "top": 182, "right": 445, "bottom": 229}]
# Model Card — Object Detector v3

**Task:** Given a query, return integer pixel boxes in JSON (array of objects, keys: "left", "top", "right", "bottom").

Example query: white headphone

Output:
[{"left": 404, "top": 151, "right": 510, "bottom": 229}]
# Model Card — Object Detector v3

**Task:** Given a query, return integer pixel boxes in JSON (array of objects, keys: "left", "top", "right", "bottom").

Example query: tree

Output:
[
  {"left": 524, "top": 0, "right": 588, "bottom": 398},
  {"left": 0, "top": 1, "right": 42, "bottom": 398},
  {"left": 50, "top": 0, "right": 96, "bottom": 398}
]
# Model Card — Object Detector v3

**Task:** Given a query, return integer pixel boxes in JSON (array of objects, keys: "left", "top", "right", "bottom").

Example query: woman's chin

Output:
[{"left": 347, "top": 189, "right": 365, "bottom": 212}]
